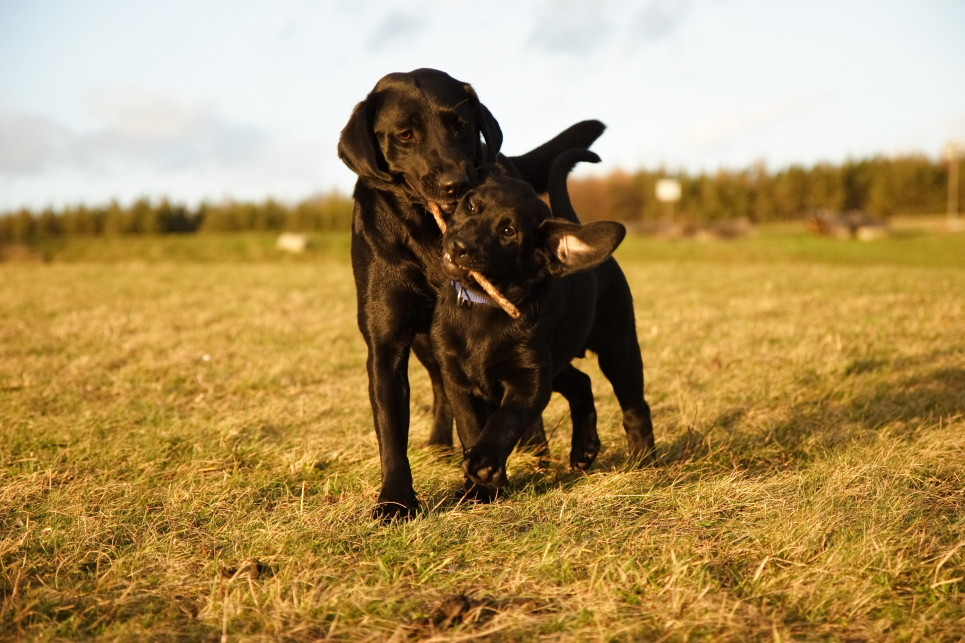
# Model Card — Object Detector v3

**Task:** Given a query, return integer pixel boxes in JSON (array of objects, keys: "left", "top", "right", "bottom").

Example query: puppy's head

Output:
[
  {"left": 442, "top": 177, "right": 626, "bottom": 290},
  {"left": 337, "top": 68, "right": 502, "bottom": 213}
]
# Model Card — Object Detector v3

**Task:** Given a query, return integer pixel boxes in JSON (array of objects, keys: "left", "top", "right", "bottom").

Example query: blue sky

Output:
[{"left": 1, "top": 0, "right": 964, "bottom": 210}]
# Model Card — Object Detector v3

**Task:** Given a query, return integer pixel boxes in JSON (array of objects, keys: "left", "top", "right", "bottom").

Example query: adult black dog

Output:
[
  {"left": 432, "top": 150, "right": 656, "bottom": 495},
  {"left": 337, "top": 68, "right": 605, "bottom": 521}
]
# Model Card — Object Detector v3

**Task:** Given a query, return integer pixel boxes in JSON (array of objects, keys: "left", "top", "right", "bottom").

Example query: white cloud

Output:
[
  {"left": 366, "top": 11, "right": 422, "bottom": 51},
  {"left": 0, "top": 112, "right": 70, "bottom": 174},
  {"left": 685, "top": 93, "right": 830, "bottom": 152},
  {"left": 86, "top": 87, "right": 216, "bottom": 141},
  {"left": 528, "top": 0, "right": 694, "bottom": 55},
  {"left": 0, "top": 88, "right": 334, "bottom": 209},
  {"left": 0, "top": 88, "right": 269, "bottom": 180},
  {"left": 2, "top": 0, "right": 963, "bottom": 209},
  {"left": 74, "top": 87, "right": 268, "bottom": 173}
]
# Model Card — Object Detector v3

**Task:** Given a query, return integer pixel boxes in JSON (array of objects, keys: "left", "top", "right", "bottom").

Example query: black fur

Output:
[
  {"left": 338, "top": 68, "right": 606, "bottom": 521},
  {"left": 431, "top": 150, "right": 656, "bottom": 496}
]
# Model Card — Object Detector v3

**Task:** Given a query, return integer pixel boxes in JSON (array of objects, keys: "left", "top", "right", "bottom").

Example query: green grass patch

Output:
[
  {"left": 23, "top": 231, "right": 352, "bottom": 263},
  {"left": 618, "top": 226, "right": 965, "bottom": 269},
  {"left": 2, "top": 229, "right": 963, "bottom": 640}
]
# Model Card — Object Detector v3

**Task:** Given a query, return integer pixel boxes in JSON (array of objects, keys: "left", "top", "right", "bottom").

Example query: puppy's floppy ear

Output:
[
  {"left": 464, "top": 84, "right": 502, "bottom": 163},
  {"left": 540, "top": 219, "right": 626, "bottom": 277},
  {"left": 338, "top": 97, "right": 394, "bottom": 183}
]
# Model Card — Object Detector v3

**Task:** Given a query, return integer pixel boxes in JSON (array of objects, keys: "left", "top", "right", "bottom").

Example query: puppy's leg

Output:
[
  {"left": 448, "top": 391, "right": 502, "bottom": 503},
  {"left": 411, "top": 333, "right": 454, "bottom": 449},
  {"left": 463, "top": 381, "right": 551, "bottom": 489},
  {"left": 588, "top": 261, "right": 654, "bottom": 465},
  {"left": 516, "top": 418, "right": 550, "bottom": 459},
  {"left": 554, "top": 365, "right": 600, "bottom": 471},
  {"left": 596, "top": 337, "right": 655, "bottom": 465},
  {"left": 590, "top": 273, "right": 656, "bottom": 465}
]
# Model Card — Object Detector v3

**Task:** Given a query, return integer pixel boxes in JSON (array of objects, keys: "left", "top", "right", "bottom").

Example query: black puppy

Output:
[
  {"left": 338, "top": 68, "right": 606, "bottom": 521},
  {"left": 432, "top": 151, "right": 656, "bottom": 494}
]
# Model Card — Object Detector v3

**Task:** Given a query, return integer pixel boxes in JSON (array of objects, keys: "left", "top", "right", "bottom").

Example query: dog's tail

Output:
[
  {"left": 508, "top": 120, "right": 605, "bottom": 194},
  {"left": 548, "top": 149, "right": 601, "bottom": 224}
]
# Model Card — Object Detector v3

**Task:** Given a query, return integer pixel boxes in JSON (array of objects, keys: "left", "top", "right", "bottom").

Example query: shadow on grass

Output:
[
  {"left": 366, "top": 354, "right": 964, "bottom": 517},
  {"left": 657, "top": 356, "right": 964, "bottom": 476}
]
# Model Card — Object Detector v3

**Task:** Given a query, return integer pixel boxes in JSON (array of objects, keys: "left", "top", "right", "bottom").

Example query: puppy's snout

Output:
[{"left": 445, "top": 234, "right": 472, "bottom": 262}]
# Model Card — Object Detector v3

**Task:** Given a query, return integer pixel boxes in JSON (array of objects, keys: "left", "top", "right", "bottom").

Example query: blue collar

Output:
[{"left": 451, "top": 280, "right": 492, "bottom": 308}]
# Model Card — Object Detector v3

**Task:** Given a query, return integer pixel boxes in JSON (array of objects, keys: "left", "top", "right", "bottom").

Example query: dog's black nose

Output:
[{"left": 439, "top": 171, "right": 468, "bottom": 198}]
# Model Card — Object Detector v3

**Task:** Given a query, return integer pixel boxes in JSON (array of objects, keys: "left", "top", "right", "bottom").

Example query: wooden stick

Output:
[
  {"left": 465, "top": 268, "right": 522, "bottom": 320},
  {"left": 428, "top": 201, "right": 449, "bottom": 234},
  {"left": 428, "top": 202, "right": 521, "bottom": 320}
]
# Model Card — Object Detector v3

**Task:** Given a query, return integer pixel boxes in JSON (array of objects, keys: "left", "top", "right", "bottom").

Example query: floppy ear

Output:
[
  {"left": 464, "top": 84, "right": 502, "bottom": 163},
  {"left": 541, "top": 219, "right": 626, "bottom": 277},
  {"left": 337, "top": 98, "right": 394, "bottom": 183}
]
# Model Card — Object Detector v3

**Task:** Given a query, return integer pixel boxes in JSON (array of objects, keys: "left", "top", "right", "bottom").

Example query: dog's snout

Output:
[{"left": 438, "top": 170, "right": 469, "bottom": 198}]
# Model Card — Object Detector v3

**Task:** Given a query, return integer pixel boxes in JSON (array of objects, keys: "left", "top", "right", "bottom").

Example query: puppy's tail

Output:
[
  {"left": 548, "top": 149, "right": 601, "bottom": 223},
  {"left": 509, "top": 120, "right": 605, "bottom": 194}
]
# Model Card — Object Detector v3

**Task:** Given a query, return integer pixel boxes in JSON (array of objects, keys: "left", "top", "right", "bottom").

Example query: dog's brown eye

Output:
[
  {"left": 501, "top": 225, "right": 517, "bottom": 239},
  {"left": 397, "top": 130, "right": 414, "bottom": 142}
]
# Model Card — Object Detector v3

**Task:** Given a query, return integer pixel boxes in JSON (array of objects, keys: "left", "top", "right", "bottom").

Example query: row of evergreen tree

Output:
[
  {"left": 1, "top": 154, "right": 960, "bottom": 244},
  {"left": 0, "top": 193, "right": 354, "bottom": 244},
  {"left": 568, "top": 155, "right": 958, "bottom": 224}
]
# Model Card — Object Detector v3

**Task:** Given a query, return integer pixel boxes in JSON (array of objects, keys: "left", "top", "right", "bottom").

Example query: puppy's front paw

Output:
[
  {"left": 570, "top": 433, "right": 601, "bottom": 472},
  {"left": 569, "top": 446, "right": 599, "bottom": 472},
  {"left": 462, "top": 448, "right": 507, "bottom": 488},
  {"left": 627, "top": 431, "right": 656, "bottom": 466},
  {"left": 453, "top": 479, "right": 501, "bottom": 504}
]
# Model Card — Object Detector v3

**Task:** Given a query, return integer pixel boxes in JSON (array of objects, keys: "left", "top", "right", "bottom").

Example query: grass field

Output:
[{"left": 2, "top": 226, "right": 964, "bottom": 640}]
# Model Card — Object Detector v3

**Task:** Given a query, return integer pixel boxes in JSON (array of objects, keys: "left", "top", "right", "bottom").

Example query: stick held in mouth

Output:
[{"left": 428, "top": 202, "right": 522, "bottom": 320}]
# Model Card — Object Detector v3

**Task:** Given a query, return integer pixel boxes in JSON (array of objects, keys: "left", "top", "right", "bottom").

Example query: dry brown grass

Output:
[{"left": 1, "top": 230, "right": 963, "bottom": 640}]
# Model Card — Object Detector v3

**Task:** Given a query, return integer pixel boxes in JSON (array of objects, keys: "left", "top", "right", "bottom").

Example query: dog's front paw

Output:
[
  {"left": 461, "top": 447, "right": 507, "bottom": 488},
  {"left": 373, "top": 491, "right": 420, "bottom": 523}
]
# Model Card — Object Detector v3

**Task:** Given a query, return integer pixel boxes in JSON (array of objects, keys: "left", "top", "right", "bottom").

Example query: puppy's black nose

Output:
[
  {"left": 447, "top": 235, "right": 471, "bottom": 260},
  {"left": 439, "top": 171, "right": 468, "bottom": 198}
]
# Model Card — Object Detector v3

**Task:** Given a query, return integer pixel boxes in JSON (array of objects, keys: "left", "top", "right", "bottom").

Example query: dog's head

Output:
[
  {"left": 442, "top": 176, "right": 626, "bottom": 291},
  {"left": 338, "top": 68, "right": 502, "bottom": 213}
]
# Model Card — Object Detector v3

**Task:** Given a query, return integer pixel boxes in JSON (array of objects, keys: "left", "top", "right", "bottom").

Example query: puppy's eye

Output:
[
  {"left": 467, "top": 199, "right": 476, "bottom": 212},
  {"left": 397, "top": 130, "right": 414, "bottom": 142},
  {"left": 500, "top": 225, "right": 517, "bottom": 239}
]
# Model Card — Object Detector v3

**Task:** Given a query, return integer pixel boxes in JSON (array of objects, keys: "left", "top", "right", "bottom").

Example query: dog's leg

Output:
[
  {"left": 355, "top": 268, "right": 424, "bottom": 522},
  {"left": 553, "top": 365, "right": 601, "bottom": 471},
  {"left": 363, "top": 336, "right": 423, "bottom": 521},
  {"left": 410, "top": 333, "right": 454, "bottom": 449}
]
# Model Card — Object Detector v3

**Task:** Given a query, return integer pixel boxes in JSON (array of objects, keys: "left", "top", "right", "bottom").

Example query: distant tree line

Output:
[
  {"left": 568, "top": 154, "right": 959, "bottom": 223},
  {"left": 1, "top": 154, "right": 960, "bottom": 244},
  {"left": 0, "top": 193, "right": 354, "bottom": 244}
]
